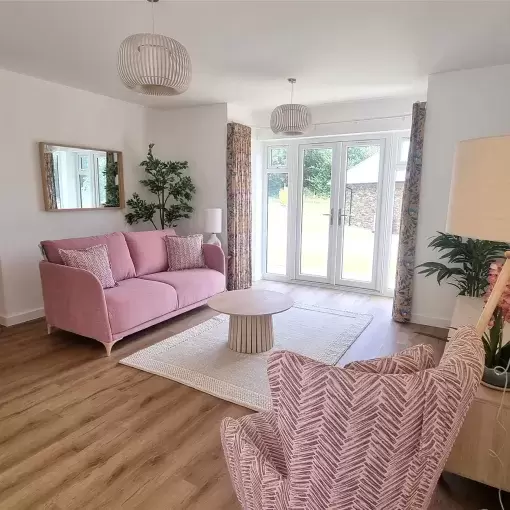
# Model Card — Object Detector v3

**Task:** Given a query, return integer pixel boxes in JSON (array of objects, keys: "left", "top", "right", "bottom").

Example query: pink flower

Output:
[{"left": 485, "top": 260, "right": 510, "bottom": 325}]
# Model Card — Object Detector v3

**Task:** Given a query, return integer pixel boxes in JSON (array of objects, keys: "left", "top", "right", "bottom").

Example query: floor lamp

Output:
[{"left": 447, "top": 135, "right": 510, "bottom": 336}]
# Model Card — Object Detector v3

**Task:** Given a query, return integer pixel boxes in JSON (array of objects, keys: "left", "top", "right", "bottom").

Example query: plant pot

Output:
[{"left": 482, "top": 366, "right": 510, "bottom": 390}]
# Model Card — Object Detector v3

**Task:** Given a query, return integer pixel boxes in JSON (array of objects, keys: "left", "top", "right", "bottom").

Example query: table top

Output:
[{"left": 208, "top": 289, "right": 294, "bottom": 316}]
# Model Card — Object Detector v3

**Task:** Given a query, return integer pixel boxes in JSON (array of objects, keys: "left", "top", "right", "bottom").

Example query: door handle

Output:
[
  {"left": 322, "top": 208, "right": 334, "bottom": 226},
  {"left": 338, "top": 209, "right": 350, "bottom": 226}
]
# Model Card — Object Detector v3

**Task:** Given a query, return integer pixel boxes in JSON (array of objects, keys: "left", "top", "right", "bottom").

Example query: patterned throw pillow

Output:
[
  {"left": 59, "top": 244, "right": 116, "bottom": 289},
  {"left": 165, "top": 234, "right": 205, "bottom": 271}
]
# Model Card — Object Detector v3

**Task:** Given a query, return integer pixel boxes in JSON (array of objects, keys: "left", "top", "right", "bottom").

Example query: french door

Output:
[
  {"left": 294, "top": 140, "right": 384, "bottom": 290},
  {"left": 262, "top": 132, "right": 409, "bottom": 293}
]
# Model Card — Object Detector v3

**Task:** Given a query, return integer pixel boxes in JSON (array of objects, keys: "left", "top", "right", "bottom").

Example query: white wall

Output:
[
  {"left": 147, "top": 104, "right": 228, "bottom": 245},
  {"left": 0, "top": 68, "right": 148, "bottom": 325},
  {"left": 253, "top": 95, "right": 421, "bottom": 140},
  {"left": 412, "top": 64, "right": 510, "bottom": 327}
]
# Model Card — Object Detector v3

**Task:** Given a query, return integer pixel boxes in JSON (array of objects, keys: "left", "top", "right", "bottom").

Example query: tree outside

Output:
[{"left": 268, "top": 145, "right": 378, "bottom": 199}]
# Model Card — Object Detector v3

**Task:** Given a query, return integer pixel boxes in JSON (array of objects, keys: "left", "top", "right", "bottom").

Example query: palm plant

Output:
[{"left": 416, "top": 232, "right": 509, "bottom": 297}]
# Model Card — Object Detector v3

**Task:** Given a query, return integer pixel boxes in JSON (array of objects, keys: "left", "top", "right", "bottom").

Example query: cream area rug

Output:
[{"left": 120, "top": 304, "right": 372, "bottom": 411}]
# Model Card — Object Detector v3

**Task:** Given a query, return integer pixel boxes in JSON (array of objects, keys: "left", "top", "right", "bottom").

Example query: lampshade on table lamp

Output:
[
  {"left": 204, "top": 208, "right": 222, "bottom": 247},
  {"left": 447, "top": 135, "right": 510, "bottom": 335}
]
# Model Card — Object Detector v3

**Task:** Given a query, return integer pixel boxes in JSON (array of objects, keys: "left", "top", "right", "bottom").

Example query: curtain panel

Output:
[
  {"left": 392, "top": 102, "right": 427, "bottom": 322},
  {"left": 44, "top": 152, "right": 58, "bottom": 209},
  {"left": 226, "top": 122, "right": 252, "bottom": 290}
]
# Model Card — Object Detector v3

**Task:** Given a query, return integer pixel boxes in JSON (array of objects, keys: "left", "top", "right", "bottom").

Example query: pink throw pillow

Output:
[
  {"left": 59, "top": 244, "right": 116, "bottom": 289},
  {"left": 165, "top": 234, "right": 205, "bottom": 271}
]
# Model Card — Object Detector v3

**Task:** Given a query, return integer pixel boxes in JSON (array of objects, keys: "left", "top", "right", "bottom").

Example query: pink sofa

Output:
[{"left": 39, "top": 229, "right": 225, "bottom": 355}]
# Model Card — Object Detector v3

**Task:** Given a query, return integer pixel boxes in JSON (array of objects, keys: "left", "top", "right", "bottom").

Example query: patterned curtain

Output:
[
  {"left": 44, "top": 152, "right": 58, "bottom": 209},
  {"left": 392, "top": 102, "right": 427, "bottom": 322},
  {"left": 226, "top": 122, "right": 252, "bottom": 290}
]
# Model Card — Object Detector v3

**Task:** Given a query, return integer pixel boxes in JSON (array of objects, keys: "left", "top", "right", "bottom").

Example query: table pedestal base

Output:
[{"left": 228, "top": 314, "right": 274, "bottom": 354}]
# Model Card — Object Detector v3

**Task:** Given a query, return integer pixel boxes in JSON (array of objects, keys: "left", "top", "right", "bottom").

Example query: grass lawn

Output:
[{"left": 267, "top": 197, "right": 398, "bottom": 286}]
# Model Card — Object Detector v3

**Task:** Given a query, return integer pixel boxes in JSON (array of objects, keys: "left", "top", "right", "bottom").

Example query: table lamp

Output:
[
  {"left": 447, "top": 135, "right": 510, "bottom": 335},
  {"left": 204, "top": 208, "right": 222, "bottom": 247}
]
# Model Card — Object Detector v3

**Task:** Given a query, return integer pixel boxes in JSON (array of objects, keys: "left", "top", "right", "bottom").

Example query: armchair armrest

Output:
[
  {"left": 39, "top": 261, "right": 112, "bottom": 343},
  {"left": 203, "top": 243, "right": 225, "bottom": 275},
  {"left": 221, "top": 415, "right": 286, "bottom": 508}
]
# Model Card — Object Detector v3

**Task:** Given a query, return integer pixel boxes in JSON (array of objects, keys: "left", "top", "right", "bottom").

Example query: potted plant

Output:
[
  {"left": 481, "top": 262, "right": 510, "bottom": 389},
  {"left": 125, "top": 143, "right": 196, "bottom": 230},
  {"left": 417, "top": 232, "right": 509, "bottom": 297}
]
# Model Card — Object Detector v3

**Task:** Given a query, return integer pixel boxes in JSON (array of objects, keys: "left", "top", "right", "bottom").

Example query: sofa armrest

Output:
[
  {"left": 39, "top": 261, "right": 113, "bottom": 343},
  {"left": 203, "top": 244, "right": 225, "bottom": 275}
]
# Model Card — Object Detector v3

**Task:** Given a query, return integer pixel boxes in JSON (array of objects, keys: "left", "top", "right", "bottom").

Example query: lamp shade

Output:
[
  {"left": 447, "top": 135, "right": 510, "bottom": 242},
  {"left": 204, "top": 208, "right": 222, "bottom": 233}
]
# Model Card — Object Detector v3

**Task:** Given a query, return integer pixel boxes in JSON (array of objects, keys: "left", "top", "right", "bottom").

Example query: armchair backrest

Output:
[{"left": 267, "top": 326, "right": 484, "bottom": 509}]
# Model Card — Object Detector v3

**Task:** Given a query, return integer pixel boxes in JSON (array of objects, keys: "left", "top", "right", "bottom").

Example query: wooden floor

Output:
[{"left": 0, "top": 281, "right": 507, "bottom": 509}]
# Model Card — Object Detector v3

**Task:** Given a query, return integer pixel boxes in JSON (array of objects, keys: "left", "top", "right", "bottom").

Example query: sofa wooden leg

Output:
[
  {"left": 104, "top": 343, "right": 113, "bottom": 357},
  {"left": 47, "top": 324, "right": 53, "bottom": 335}
]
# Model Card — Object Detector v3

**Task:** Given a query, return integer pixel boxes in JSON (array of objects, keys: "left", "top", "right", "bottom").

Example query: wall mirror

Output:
[{"left": 39, "top": 142, "right": 125, "bottom": 211}]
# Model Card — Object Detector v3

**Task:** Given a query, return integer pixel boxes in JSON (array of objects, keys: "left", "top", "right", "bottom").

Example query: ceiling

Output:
[{"left": 1, "top": 1, "right": 510, "bottom": 110}]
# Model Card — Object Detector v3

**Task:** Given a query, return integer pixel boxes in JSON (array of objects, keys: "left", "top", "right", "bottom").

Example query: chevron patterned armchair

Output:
[{"left": 221, "top": 326, "right": 484, "bottom": 510}]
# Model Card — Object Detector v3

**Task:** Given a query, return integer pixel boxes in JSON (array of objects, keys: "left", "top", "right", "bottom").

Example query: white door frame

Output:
[
  {"left": 334, "top": 138, "right": 388, "bottom": 291},
  {"left": 261, "top": 131, "right": 409, "bottom": 294},
  {"left": 295, "top": 141, "right": 339, "bottom": 284}
]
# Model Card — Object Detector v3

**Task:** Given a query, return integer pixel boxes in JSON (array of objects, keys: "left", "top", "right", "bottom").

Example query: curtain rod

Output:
[{"left": 254, "top": 113, "right": 412, "bottom": 130}]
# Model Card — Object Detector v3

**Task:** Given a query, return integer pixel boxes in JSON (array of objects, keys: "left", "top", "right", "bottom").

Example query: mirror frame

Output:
[{"left": 39, "top": 142, "right": 125, "bottom": 212}]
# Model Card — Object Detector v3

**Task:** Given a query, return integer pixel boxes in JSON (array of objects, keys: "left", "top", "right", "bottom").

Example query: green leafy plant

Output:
[
  {"left": 416, "top": 232, "right": 509, "bottom": 297},
  {"left": 125, "top": 143, "right": 196, "bottom": 230}
]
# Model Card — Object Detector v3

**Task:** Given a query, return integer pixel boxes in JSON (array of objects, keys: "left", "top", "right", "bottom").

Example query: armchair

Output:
[{"left": 221, "top": 327, "right": 484, "bottom": 509}]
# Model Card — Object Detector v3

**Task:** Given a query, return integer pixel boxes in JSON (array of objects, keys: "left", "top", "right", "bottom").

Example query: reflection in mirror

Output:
[{"left": 40, "top": 143, "right": 124, "bottom": 211}]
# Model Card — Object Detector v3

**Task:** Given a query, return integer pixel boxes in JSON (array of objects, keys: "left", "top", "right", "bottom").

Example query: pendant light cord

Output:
[
  {"left": 290, "top": 81, "right": 294, "bottom": 105},
  {"left": 151, "top": 0, "right": 155, "bottom": 34}
]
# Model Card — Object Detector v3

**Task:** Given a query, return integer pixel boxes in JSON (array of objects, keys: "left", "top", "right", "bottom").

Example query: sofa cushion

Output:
[
  {"left": 104, "top": 278, "right": 178, "bottom": 334},
  {"left": 41, "top": 232, "right": 135, "bottom": 282},
  {"left": 140, "top": 269, "right": 225, "bottom": 309},
  {"left": 123, "top": 229, "right": 176, "bottom": 276}
]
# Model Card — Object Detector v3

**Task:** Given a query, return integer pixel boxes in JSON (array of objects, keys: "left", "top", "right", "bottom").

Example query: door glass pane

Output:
[
  {"left": 266, "top": 173, "right": 288, "bottom": 274},
  {"left": 388, "top": 167, "right": 405, "bottom": 289},
  {"left": 341, "top": 145, "right": 380, "bottom": 282},
  {"left": 300, "top": 147, "right": 332, "bottom": 277}
]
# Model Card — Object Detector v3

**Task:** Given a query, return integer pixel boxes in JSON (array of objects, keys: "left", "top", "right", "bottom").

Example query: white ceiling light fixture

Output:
[
  {"left": 117, "top": 0, "right": 191, "bottom": 96},
  {"left": 270, "top": 78, "right": 312, "bottom": 136}
]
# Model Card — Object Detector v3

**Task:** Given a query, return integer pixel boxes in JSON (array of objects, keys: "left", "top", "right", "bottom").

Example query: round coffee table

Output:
[{"left": 208, "top": 289, "right": 293, "bottom": 354}]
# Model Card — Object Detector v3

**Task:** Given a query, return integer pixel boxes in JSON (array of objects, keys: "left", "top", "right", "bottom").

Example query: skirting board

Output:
[
  {"left": 411, "top": 314, "right": 451, "bottom": 330},
  {"left": 0, "top": 308, "right": 45, "bottom": 327}
]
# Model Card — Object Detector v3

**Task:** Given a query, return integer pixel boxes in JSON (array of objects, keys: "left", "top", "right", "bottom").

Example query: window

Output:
[
  {"left": 266, "top": 173, "right": 289, "bottom": 274},
  {"left": 268, "top": 146, "right": 287, "bottom": 169},
  {"left": 398, "top": 138, "right": 410, "bottom": 164},
  {"left": 97, "top": 156, "right": 107, "bottom": 205}
]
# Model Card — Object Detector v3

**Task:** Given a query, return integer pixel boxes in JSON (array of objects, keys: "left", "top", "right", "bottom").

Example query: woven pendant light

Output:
[
  {"left": 270, "top": 78, "right": 312, "bottom": 136},
  {"left": 117, "top": 0, "right": 191, "bottom": 96}
]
